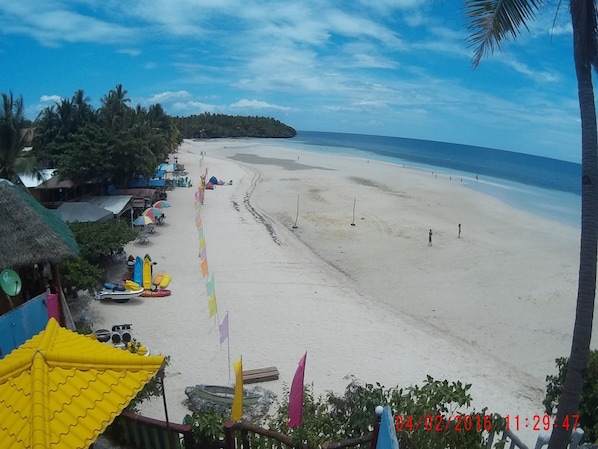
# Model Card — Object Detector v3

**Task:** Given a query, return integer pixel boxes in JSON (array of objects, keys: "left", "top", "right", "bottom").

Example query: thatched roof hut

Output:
[{"left": 0, "top": 179, "right": 79, "bottom": 270}]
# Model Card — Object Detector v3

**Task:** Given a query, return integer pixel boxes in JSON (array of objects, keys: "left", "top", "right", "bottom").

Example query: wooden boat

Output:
[
  {"left": 142, "top": 255, "right": 152, "bottom": 290},
  {"left": 98, "top": 287, "right": 144, "bottom": 302},
  {"left": 193, "top": 385, "right": 261, "bottom": 406},
  {"left": 140, "top": 289, "right": 171, "bottom": 297}
]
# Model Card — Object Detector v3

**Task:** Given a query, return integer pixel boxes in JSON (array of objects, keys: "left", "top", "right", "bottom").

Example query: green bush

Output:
[
  {"left": 184, "top": 408, "right": 227, "bottom": 447},
  {"left": 544, "top": 350, "right": 598, "bottom": 443},
  {"left": 266, "top": 376, "right": 504, "bottom": 449}
]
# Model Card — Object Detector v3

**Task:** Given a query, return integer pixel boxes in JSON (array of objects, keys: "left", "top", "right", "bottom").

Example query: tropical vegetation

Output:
[
  {"left": 174, "top": 113, "right": 296, "bottom": 139},
  {"left": 544, "top": 350, "right": 598, "bottom": 443},
  {"left": 464, "top": 2, "right": 598, "bottom": 448},
  {"left": 32, "top": 85, "right": 181, "bottom": 187}
]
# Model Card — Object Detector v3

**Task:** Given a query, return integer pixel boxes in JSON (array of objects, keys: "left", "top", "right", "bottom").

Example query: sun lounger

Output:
[
  {"left": 242, "top": 366, "right": 279, "bottom": 384},
  {"left": 137, "top": 233, "right": 149, "bottom": 244}
]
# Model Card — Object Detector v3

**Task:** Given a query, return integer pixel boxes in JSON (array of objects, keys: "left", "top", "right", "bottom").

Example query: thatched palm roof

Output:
[{"left": 0, "top": 179, "right": 79, "bottom": 270}]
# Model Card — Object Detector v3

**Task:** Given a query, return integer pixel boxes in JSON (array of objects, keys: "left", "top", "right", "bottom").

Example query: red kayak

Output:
[{"left": 140, "top": 289, "right": 171, "bottom": 297}]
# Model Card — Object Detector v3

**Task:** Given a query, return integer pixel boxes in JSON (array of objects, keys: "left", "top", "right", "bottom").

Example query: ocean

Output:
[{"left": 279, "top": 131, "right": 582, "bottom": 229}]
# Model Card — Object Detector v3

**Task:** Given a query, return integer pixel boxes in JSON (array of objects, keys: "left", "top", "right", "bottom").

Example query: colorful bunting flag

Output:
[
  {"left": 219, "top": 312, "right": 229, "bottom": 344},
  {"left": 208, "top": 294, "right": 218, "bottom": 317},
  {"left": 200, "top": 258, "right": 209, "bottom": 278},
  {"left": 232, "top": 358, "right": 243, "bottom": 421},
  {"left": 206, "top": 273, "right": 215, "bottom": 297},
  {"left": 288, "top": 352, "right": 307, "bottom": 428}
]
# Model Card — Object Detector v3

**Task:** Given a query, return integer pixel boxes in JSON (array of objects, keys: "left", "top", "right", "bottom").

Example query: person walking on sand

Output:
[
  {"left": 458, "top": 223, "right": 461, "bottom": 238},
  {"left": 428, "top": 229, "right": 433, "bottom": 246}
]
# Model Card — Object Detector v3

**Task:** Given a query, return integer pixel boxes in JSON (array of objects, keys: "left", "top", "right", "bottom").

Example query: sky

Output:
[{"left": 0, "top": 1, "right": 582, "bottom": 162}]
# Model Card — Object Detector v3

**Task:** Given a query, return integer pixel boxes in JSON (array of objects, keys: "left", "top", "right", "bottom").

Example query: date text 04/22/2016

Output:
[{"left": 394, "top": 414, "right": 580, "bottom": 432}]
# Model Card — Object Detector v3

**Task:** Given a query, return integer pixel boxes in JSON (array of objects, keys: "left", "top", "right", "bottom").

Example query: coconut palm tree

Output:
[
  {"left": 464, "top": 2, "right": 597, "bottom": 448},
  {"left": 0, "top": 92, "right": 31, "bottom": 187}
]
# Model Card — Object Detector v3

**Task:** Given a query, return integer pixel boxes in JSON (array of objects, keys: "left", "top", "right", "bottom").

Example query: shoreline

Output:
[{"left": 86, "top": 138, "right": 586, "bottom": 446}]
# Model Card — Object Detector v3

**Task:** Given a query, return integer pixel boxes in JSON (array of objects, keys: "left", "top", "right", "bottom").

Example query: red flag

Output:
[{"left": 288, "top": 352, "right": 307, "bottom": 428}]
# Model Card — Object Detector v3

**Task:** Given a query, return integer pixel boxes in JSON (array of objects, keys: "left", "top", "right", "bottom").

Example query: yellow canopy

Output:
[{"left": 0, "top": 318, "right": 165, "bottom": 449}]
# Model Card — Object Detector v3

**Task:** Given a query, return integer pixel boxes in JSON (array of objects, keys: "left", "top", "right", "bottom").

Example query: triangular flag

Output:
[
  {"left": 198, "top": 225, "right": 204, "bottom": 240},
  {"left": 200, "top": 246, "right": 207, "bottom": 261},
  {"left": 232, "top": 358, "right": 243, "bottom": 421},
  {"left": 219, "top": 312, "right": 229, "bottom": 344},
  {"left": 288, "top": 352, "right": 307, "bottom": 428},
  {"left": 376, "top": 406, "right": 399, "bottom": 449},
  {"left": 200, "top": 258, "right": 209, "bottom": 278},
  {"left": 199, "top": 236, "right": 206, "bottom": 251},
  {"left": 206, "top": 273, "right": 215, "bottom": 297},
  {"left": 208, "top": 294, "right": 218, "bottom": 317}
]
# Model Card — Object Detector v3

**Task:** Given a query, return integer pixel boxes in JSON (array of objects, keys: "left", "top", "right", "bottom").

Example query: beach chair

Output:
[
  {"left": 137, "top": 233, "right": 149, "bottom": 244},
  {"left": 146, "top": 224, "right": 156, "bottom": 234}
]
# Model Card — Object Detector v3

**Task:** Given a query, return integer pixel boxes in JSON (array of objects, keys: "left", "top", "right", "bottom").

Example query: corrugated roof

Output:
[
  {"left": 0, "top": 318, "right": 165, "bottom": 449},
  {"left": 85, "top": 195, "right": 133, "bottom": 216}
]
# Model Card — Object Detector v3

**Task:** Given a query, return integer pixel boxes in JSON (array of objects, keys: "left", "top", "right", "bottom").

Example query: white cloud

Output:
[
  {"left": 40, "top": 95, "right": 62, "bottom": 103},
  {"left": 230, "top": 99, "right": 291, "bottom": 111}
]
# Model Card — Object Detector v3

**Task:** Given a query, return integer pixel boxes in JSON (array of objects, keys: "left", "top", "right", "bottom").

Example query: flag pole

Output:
[
  {"left": 292, "top": 194, "right": 299, "bottom": 229},
  {"left": 227, "top": 312, "right": 231, "bottom": 382},
  {"left": 351, "top": 197, "right": 356, "bottom": 226}
]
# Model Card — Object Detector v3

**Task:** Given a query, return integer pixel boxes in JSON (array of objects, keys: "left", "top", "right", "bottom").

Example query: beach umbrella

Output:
[
  {"left": 0, "top": 318, "right": 165, "bottom": 449},
  {"left": 142, "top": 207, "right": 163, "bottom": 221},
  {"left": 134, "top": 215, "right": 154, "bottom": 226},
  {"left": 153, "top": 200, "right": 171, "bottom": 209}
]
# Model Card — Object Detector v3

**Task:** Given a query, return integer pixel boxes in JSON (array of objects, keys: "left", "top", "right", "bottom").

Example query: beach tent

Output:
[
  {"left": 55, "top": 202, "right": 114, "bottom": 223},
  {"left": 0, "top": 318, "right": 165, "bottom": 449}
]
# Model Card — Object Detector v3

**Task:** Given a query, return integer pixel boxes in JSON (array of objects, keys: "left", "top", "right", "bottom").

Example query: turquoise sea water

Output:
[{"left": 273, "top": 131, "right": 582, "bottom": 229}]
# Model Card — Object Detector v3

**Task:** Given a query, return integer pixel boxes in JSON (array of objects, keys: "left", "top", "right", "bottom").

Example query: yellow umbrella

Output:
[{"left": 0, "top": 318, "right": 165, "bottom": 449}]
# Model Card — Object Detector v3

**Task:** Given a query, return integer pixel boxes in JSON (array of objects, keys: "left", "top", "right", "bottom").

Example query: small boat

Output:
[
  {"left": 153, "top": 272, "right": 164, "bottom": 286},
  {"left": 98, "top": 287, "right": 144, "bottom": 303},
  {"left": 160, "top": 273, "right": 172, "bottom": 288},
  {"left": 124, "top": 280, "right": 142, "bottom": 290},
  {"left": 194, "top": 385, "right": 261, "bottom": 406},
  {"left": 140, "top": 289, "right": 171, "bottom": 297}
]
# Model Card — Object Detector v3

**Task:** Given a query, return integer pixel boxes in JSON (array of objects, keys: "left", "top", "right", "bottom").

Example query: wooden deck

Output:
[{"left": 242, "top": 366, "right": 279, "bottom": 384}]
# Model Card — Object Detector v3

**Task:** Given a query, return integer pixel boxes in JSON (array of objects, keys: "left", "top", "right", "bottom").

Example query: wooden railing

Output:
[{"left": 115, "top": 410, "right": 197, "bottom": 449}]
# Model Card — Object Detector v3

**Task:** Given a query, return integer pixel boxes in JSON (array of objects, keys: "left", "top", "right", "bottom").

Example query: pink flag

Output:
[
  {"left": 219, "top": 312, "right": 229, "bottom": 343},
  {"left": 288, "top": 352, "right": 307, "bottom": 428}
]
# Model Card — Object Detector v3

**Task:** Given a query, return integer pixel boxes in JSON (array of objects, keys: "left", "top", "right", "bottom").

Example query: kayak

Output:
[
  {"left": 104, "top": 282, "right": 125, "bottom": 291},
  {"left": 159, "top": 273, "right": 172, "bottom": 288},
  {"left": 140, "top": 289, "right": 172, "bottom": 297},
  {"left": 124, "top": 280, "right": 142, "bottom": 290},
  {"left": 153, "top": 272, "right": 164, "bottom": 286}
]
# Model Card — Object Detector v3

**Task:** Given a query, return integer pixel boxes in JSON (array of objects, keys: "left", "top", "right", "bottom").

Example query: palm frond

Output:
[{"left": 464, "top": 0, "right": 544, "bottom": 67}]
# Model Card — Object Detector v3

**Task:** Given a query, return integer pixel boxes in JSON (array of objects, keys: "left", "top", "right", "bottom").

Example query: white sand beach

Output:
[{"left": 86, "top": 138, "right": 589, "bottom": 445}]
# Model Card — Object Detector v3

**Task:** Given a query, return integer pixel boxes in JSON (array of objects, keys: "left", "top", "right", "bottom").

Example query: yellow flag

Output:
[
  {"left": 208, "top": 294, "right": 218, "bottom": 318},
  {"left": 232, "top": 358, "right": 243, "bottom": 421}
]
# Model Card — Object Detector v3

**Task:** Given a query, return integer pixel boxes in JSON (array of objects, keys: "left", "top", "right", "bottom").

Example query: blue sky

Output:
[{"left": 0, "top": 1, "right": 580, "bottom": 162}]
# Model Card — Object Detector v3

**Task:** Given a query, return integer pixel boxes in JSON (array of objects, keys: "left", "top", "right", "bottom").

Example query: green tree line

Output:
[{"left": 173, "top": 112, "right": 296, "bottom": 139}]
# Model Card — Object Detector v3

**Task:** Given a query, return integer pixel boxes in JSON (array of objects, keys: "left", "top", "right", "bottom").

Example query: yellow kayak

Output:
[
  {"left": 159, "top": 273, "right": 172, "bottom": 288},
  {"left": 124, "top": 280, "right": 142, "bottom": 290}
]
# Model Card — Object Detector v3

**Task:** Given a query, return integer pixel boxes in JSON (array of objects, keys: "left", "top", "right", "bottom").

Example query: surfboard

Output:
[
  {"left": 159, "top": 273, "right": 172, "bottom": 288},
  {"left": 152, "top": 272, "right": 164, "bottom": 286},
  {"left": 133, "top": 256, "right": 143, "bottom": 285},
  {"left": 142, "top": 255, "right": 152, "bottom": 290}
]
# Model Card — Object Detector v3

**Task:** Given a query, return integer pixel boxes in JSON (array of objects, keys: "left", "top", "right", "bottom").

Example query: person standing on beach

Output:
[
  {"left": 458, "top": 224, "right": 461, "bottom": 238},
  {"left": 428, "top": 229, "right": 433, "bottom": 246}
]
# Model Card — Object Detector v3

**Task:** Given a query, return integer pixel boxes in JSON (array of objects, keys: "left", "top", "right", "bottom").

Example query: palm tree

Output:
[
  {"left": 464, "top": 2, "right": 597, "bottom": 448},
  {"left": 0, "top": 92, "right": 31, "bottom": 186}
]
